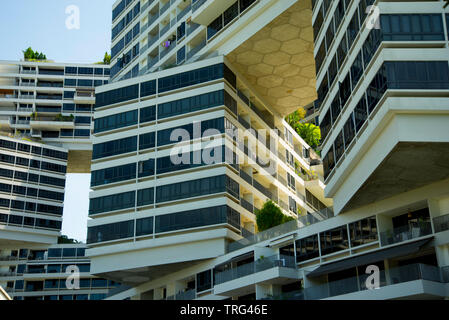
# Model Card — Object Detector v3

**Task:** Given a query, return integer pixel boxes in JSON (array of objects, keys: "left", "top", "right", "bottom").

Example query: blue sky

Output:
[
  {"left": 0, "top": 0, "right": 116, "bottom": 242},
  {"left": 0, "top": 0, "right": 115, "bottom": 63}
]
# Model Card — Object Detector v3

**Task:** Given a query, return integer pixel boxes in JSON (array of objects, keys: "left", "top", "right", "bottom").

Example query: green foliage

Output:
[
  {"left": 294, "top": 123, "right": 321, "bottom": 149},
  {"left": 285, "top": 108, "right": 306, "bottom": 127},
  {"left": 23, "top": 47, "right": 47, "bottom": 61},
  {"left": 58, "top": 235, "right": 80, "bottom": 244},
  {"left": 256, "top": 200, "right": 296, "bottom": 232},
  {"left": 103, "top": 52, "right": 111, "bottom": 65},
  {"left": 286, "top": 108, "right": 322, "bottom": 149}
]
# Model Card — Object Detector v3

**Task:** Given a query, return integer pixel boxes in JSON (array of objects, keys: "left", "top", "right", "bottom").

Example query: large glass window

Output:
[
  {"left": 158, "top": 64, "right": 224, "bottom": 93},
  {"left": 320, "top": 225, "right": 349, "bottom": 256},
  {"left": 89, "top": 191, "right": 135, "bottom": 215},
  {"left": 349, "top": 216, "right": 378, "bottom": 247},
  {"left": 380, "top": 14, "right": 444, "bottom": 41},
  {"left": 296, "top": 235, "right": 320, "bottom": 263},
  {"left": 91, "top": 163, "right": 136, "bottom": 187},
  {"left": 92, "top": 136, "right": 137, "bottom": 160},
  {"left": 95, "top": 84, "right": 139, "bottom": 108},
  {"left": 94, "top": 110, "right": 138, "bottom": 133},
  {"left": 87, "top": 220, "right": 134, "bottom": 244},
  {"left": 136, "top": 217, "right": 154, "bottom": 236},
  {"left": 158, "top": 90, "right": 224, "bottom": 120}
]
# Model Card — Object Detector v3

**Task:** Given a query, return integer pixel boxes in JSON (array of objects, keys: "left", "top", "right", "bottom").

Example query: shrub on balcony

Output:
[{"left": 256, "top": 200, "right": 295, "bottom": 232}]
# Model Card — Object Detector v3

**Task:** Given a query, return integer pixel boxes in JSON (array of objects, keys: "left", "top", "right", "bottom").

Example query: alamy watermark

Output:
[
  {"left": 365, "top": 265, "right": 380, "bottom": 290},
  {"left": 365, "top": 5, "right": 381, "bottom": 30},
  {"left": 65, "top": 265, "right": 80, "bottom": 290},
  {"left": 65, "top": 5, "right": 80, "bottom": 30}
]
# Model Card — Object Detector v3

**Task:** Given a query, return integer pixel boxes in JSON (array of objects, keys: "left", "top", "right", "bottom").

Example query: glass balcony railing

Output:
[
  {"left": 186, "top": 40, "right": 206, "bottom": 60},
  {"left": 177, "top": 4, "right": 191, "bottom": 21},
  {"left": 433, "top": 213, "right": 449, "bottom": 233},
  {"left": 160, "top": 1, "right": 170, "bottom": 15},
  {"left": 265, "top": 263, "right": 448, "bottom": 300},
  {"left": 215, "top": 254, "right": 296, "bottom": 285},
  {"left": 240, "top": 198, "right": 254, "bottom": 214},
  {"left": 379, "top": 222, "right": 432, "bottom": 246},
  {"left": 192, "top": 0, "right": 207, "bottom": 12}
]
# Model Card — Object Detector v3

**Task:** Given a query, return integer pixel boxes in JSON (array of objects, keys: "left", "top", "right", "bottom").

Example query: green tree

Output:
[
  {"left": 295, "top": 122, "right": 321, "bottom": 149},
  {"left": 23, "top": 47, "right": 35, "bottom": 60},
  {"left": 285, "top": 108, "right": 306, "bottom": 131},
  {"left": 22, "top": 47, "right": 47, "bottom": 60},
  {"left": 58, "top": 235, "right": 80, "bottom": 244},
  {"left": 256, "top": 200, "right": 295, "bottom": 232},
  {"left": 103, "top": 52, "right": 111, "bottom": 64}
]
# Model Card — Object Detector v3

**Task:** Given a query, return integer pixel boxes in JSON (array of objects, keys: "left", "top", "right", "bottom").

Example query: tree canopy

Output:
[
  {"left": 23, "top": 47, "right": 47, "bottom": 60},
  {"left": 103, "top": 52, "right": 111, "bottom": 65},
  {"left": 58, "top": 235, "right": 81, "bottom": 244},
  {"left": 285, "top": 108, "right": 322, "bottom": 149},
  {"left": 256, "top": 200, "right": 295, "bottom": 232}
]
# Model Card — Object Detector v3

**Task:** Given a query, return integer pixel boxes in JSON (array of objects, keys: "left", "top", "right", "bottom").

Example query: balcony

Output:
[
  {"left": 267, "top": 263, "right": 449, "bottom": 300},
  {"left": 214, "top": 254, "right": 297, "bottom": 296},
  {"left": 186, "top": 39, "right": 206, "bottom": 60},
  {"left": 191, "top": 0, "right": 241, "bottom": 26},
  {"left": 30, "top": 116, "right": 75, "bottom": 130},
  {"left": 433, "top": 214, "right": 449, "bottom": 233},
  {"left": 74, "top": 91, "right": 95, "bottom": 103},
  {"left": 215, "top": 254, "right": 296, "bottom": 285},
  {"left": 240, "top": 198, "right": 254, "bottom": 214},
  {"left": 379, "top": 222, "right": 432, "bottom": 246}
]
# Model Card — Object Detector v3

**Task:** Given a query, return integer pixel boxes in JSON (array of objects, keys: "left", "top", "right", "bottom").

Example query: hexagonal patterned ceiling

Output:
[{"left": 226, "top": 0, "right": 317, "bottom": 117}]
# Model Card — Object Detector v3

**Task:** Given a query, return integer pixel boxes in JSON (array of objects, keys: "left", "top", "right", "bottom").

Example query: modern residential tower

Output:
[
  {"left": 86, "top": 0, "right": 334, "bottom": 297},
  {"left": 0, "top": 60, "right": 110, "bottom": 173}
]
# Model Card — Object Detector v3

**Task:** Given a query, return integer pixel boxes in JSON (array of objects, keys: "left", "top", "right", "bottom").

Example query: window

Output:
[
  {"left": 296, "top": 235, "right": 320, "bottom": 263},
  {"left": 207, "top": 15, "right": 223, "bottom": 39},
  {"left": 354, "top": 95, "right": 368, "bottom": 132},
  {"left": 380, "top": 14, "right": 444, "bottom": 41},
  {"left": 139, "top": 132, "right": 156, "bottom": 151},
  {"left": 349, "top": 216, "right": 378, "bottom": 247},
  {"left": 92, "top": 136, "right": 137, "bottom": 160},
  {"left": 87, "top": 220, "right": 134, "bottom": 244},
  {"left": 156, "top": 175, "right": 228, "bottom": 204},
  {"left": 197, "top": 270, "right": 212, "bottom": 292},
  {"left": 94, "top": 109, "right": 138, "bottom": 133},
  {"left": 140, "top": 80, "right": 156, "bottom": 97},
  {"left": 158, "top": 64, "right": 224, "bottom": 93},
  {"left": 140, "top": 105, "right": 156, "bottom": 123},
  {"left": 334, "top": 131, "right": 344, "bottom": 164},
  {"left": 95, "top": 84, "right": 139, "bottom": 108},
  {"left": 137, "top": 187, "right": 154, "bottom": 207},
  {"left": 320, "top": 225, "right": 349, "bottom": 255},
  {"left": 89, "top": 191, "right": 136, "bottom": 215},
  {"left": 136, "top": 217, "right": 154, "bottom": 236},
  {"left": 48, "top": 248, "right": 62, "bottom": 258},
  {"left": 155, "top": 205, "right": 240, "bottom": 233},
  {"left": 343, "top": 114, "right": 355, "bottom": 148},
  {"left": 158, "top": 90, "right": 224, "bottom": 120},
  {"left": 323, "top": 146, "right": 335, "bottom": 180},
  {"left": 91, "top": 163, "right": 136, "bottom": 187}
]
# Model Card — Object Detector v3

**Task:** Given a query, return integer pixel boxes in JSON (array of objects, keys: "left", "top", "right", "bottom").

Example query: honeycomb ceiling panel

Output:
[{"left": 226, "top": 0, "right": 317, "bottom": 117}]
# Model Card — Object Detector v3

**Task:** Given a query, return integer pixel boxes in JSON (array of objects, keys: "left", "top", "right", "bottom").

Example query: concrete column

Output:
[
  {"left": 140, "top": 289, "right": 154, "bottom": 300},
  {"left": 166, "top": 280, "right": 185, "bottom": 298},
  {"left": 153, "top": 287, "right": 165, "bottom": 300},
  {"left": 435, "top": 245, "right": 449, "bottom": 267},
  {"left": 255, "top": 284, "right": 271, "bottom": 300}
]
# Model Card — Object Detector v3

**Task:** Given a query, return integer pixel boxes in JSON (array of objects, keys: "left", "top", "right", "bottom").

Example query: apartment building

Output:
[
  {"left": 96, "top": 0, "right": 449, "bottom": 300},
  {"left": 0, "top": 136, "right": 68, "bottom": 246},
  {"left": 86, "top": 0, "right": 335, "bottom": 297},
  {"left": 0, "top": 60, "right": 110, "bottom": 173},
  {"left": 0, "top": 243, "right": 121, "bottom": 300}
]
